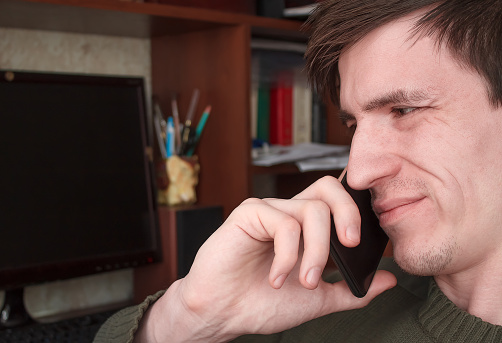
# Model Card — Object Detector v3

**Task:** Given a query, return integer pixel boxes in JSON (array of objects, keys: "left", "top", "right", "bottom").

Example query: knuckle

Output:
[
  {"left": 317, "top": 175, "right": 339, "bottom": 187},
  {"left": 228, "top": 198, "right": 264, "bottom": 220},
  {"left": 240, "top": 197, "right": 263, "bottom": 206},
  {"left": 280, "top": 216, "right": 302, "bottom": 234},
  {"left": 303, "top": 199, "right": 331, "bottom": 217}
]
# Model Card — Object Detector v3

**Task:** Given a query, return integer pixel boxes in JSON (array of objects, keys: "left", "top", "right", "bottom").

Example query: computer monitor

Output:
[{"left": 0, "top": 70, "right": 161, "bottom": 327}]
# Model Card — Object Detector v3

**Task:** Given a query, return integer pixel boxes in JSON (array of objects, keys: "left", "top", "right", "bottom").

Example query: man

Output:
[{"left": 95, "top": 0, "right": 502, "bottom": 341}]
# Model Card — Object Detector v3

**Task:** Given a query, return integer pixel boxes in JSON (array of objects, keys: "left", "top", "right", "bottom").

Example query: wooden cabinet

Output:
[{"left": 0, "top": 0, "right": 350, "bottom": 217}]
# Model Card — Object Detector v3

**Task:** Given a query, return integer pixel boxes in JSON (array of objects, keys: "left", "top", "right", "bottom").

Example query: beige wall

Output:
[{"left": 0, "top": 27, "right": 152, "bottom": 319}]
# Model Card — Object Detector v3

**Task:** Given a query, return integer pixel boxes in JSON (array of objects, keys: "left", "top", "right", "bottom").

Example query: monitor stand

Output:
[{"left": 0, "top": 288, "right": 33, "bottom": 328}]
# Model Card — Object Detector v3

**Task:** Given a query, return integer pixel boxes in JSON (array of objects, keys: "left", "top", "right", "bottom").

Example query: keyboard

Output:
[{"left": 0, "top": 309, "right": 117, "bottom": 343}]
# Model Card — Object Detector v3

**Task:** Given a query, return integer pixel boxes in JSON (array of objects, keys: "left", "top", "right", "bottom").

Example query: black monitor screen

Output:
[{"left": 0, "top": 70, "right": 160, "bottom": 290}]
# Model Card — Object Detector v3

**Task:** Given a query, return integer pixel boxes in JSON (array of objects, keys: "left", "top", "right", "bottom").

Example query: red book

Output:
[{"left": 269, "top": 82, "right": 293, "bottom": 145}]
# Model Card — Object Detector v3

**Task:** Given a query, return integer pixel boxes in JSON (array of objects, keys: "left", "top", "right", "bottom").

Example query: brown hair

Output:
[{"left": 305, "top": 0, "right": 502, "bottom": 107}]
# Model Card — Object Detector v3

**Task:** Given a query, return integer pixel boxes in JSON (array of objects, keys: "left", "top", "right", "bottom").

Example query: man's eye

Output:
[{"left": 393, "top": 107, "right": 417, "bottom": 117}]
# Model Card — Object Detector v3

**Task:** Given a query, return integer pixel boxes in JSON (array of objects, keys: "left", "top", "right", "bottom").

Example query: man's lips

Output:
[{"left": 373, "top": 196, "right": 426, "bottom": 224}]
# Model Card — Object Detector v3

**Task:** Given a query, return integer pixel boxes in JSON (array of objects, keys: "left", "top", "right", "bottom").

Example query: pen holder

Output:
[{"left": 157, "top": 155, "right": 200, "bottom": 206}]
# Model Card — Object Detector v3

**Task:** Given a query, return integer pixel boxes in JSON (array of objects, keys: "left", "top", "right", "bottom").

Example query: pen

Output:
[
  {"left": 180, "top": 89, "right": 200, "bottom": 154},
  {"left": 186, "top": 105, "right": 211, "bottom": 157},
  {"left": 153, "top": 105, "right": 167, "bottom": 159},
  {"left": 166, "top": 117, "right": 175, "bottom": 158},
  {"left": 186, "top": 88, "right": 200, "bottom": 124},
  {"left": 171, "top": 96, "right": 182, "bottom": 154}
]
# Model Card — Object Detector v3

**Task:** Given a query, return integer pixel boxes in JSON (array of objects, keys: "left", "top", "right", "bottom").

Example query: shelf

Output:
[
  {"left": 251, "top": 163, "right": 344, "bottom": 175},
  {"left": 0, "top": 0, "right": 306, "bottom": 40},
  {"left": 1, "top": 0, "right": 336, "bottom": 217},
  {"left": 251, "top": 163, "right": 302, "bottom": 175}
]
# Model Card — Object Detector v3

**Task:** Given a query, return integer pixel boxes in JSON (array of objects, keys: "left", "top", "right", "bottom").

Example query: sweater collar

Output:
[{"left": 418, "top": 279, "right": 502, "bottom": 342}]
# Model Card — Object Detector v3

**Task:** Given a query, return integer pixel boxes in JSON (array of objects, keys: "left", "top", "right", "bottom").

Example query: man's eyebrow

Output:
[
  {"left": 338, "top": 89, "right": 432, "bottom": 125},
  {"left": 363, "top": 89, "right": 430, "bottom": 112}
]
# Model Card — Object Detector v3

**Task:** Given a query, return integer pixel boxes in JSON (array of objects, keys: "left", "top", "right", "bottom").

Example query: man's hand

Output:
[{"left": 137, "top": 176, "right": 397, "bottom": 342}]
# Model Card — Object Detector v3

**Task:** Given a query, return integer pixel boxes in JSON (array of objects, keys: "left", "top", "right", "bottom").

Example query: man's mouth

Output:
[{"left": 373, "top": 196, "right": 426, "bottom": 226}]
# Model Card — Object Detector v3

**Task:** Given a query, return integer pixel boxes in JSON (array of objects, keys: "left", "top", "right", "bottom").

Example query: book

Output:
[
  {"left": 311, "top": 92, "right": 327, "bottom": 143},
  {"left": 256, "top": 83, "right": 271, "bottom": 142},
  {"left": 251, "top": 46, "right": 310, "bottom": 146},
  {"left": 250, "top": 81, "right": 258, "bottom": 139},
  {"left": 293, "top": 67, "right": 312, "bottom": 144},
  {"left": 250, "top": 56, "right": 259, "bottom": 140},
  {"left": 269, "top": 75, "right": 293, "bottom": 145}
]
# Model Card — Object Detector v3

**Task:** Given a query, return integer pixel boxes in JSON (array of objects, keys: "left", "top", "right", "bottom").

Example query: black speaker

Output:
[
  {"left": 134, "top": 205, "right": 225, "bottom": 302},
  {"left": 175, "top": 205, "right": 224, "bottom": 278}
]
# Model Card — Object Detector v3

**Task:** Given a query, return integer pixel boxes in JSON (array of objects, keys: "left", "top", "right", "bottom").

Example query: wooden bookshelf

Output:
[
  {"left": 0, "top": 0, "right": 349, "bottom": 218},
  {"left": 0, "top": 0, "right": 305, "bottom": 39}
]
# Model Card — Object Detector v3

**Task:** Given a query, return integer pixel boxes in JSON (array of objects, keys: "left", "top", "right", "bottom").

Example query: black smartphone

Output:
[{"left": 329, "top": 173, "right": 389, "bottom": 298}]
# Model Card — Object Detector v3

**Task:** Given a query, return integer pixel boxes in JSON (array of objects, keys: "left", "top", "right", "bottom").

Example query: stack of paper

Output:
[{"left": 252, "top": 142, "right": 349, "bottom": 171}]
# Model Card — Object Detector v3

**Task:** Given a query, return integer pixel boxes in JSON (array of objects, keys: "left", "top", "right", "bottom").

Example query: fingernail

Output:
[
  {"left": 273, "top": 274, "right": 287, "bottom": 289},
  {"left": 306, "top": 267, "right": 321, "bottom": 287},
  {"left": 346, "top": 225, "right": 360, "bottom": 244}
]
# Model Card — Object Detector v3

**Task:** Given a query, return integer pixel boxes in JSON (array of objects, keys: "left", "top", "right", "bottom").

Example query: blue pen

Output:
[{"left": 166, "top": 117, "right": 175, "bottom": 158}]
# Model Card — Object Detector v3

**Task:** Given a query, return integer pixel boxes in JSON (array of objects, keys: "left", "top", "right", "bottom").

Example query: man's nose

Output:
[{"left": 346, "top": 122, "right": 400, "bottom": 190}]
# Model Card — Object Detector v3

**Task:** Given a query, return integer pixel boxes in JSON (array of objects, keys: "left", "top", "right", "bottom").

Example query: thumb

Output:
[
  {"left": 362, "top": 270, "right": 398, "bottom": 302},
  {"left": 321, "top": 270, "right": 397, "bottom": 314}
]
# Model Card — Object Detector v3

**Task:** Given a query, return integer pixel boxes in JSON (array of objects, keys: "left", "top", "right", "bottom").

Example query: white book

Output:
[
  {"left": 250, "top": 54, "right": 260, "bottom": 139},
  {"left": 293, "top": 67, "right": 312, "bottom": 144}
]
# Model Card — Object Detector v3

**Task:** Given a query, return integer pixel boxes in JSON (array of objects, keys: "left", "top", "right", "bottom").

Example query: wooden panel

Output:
[
  {"left": 0, "top": 0, "right": 303, "bottom": 39},
  {"left": 147, "top": 0, "right": 256, "bottom": 15},
  {"left": 151, "top": 25, "right": 251, "bottom": 217},
  {"left": 0, "top": 0, "right": 203, "bottom": 37},
  {"left": 133, "top": 206, "right": 178, "bottom": 303}
]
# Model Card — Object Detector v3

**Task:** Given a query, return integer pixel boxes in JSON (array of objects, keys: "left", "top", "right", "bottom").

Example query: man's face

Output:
[{"left": 338, "top": 13, "right": 502, "bottom": 276}]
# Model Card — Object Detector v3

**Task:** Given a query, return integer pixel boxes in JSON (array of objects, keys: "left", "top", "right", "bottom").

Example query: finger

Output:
[
  {"left": 269, "top": 216, "right": 302, "bottom": 289},
  {"left": 293, "top": 176, "right": 361, "bottom": 247},
  {"left": 319, "top": 270, "right": 397, "bottom": 315},
  {"left": 235, "top": 199, "right": 302, "bottom": 289},
  {"left": 262, "top": 198, "right": 331, "bottom": 290}
]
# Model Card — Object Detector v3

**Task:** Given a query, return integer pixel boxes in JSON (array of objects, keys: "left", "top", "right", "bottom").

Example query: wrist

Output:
[{"left": 135, "top": 279, "right": 232, "bottom": 343}]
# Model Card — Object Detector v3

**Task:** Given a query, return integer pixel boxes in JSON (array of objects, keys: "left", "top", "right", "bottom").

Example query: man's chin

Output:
[
  {"left": 391, "top": 241, "right": 458, "bottom": 277},
  {"left": 393, "top": 257, "right": 435, "bottom": 277}
]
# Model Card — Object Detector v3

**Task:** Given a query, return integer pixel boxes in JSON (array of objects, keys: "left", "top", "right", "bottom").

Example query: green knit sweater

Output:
[{"left": 94, "top": 260, "right": 502, "bottom": 342}]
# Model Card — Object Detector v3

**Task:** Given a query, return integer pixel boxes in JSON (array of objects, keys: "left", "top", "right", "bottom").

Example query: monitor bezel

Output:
[{"left": 0, "top": 69, "right": 161, "bottom": 291}]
